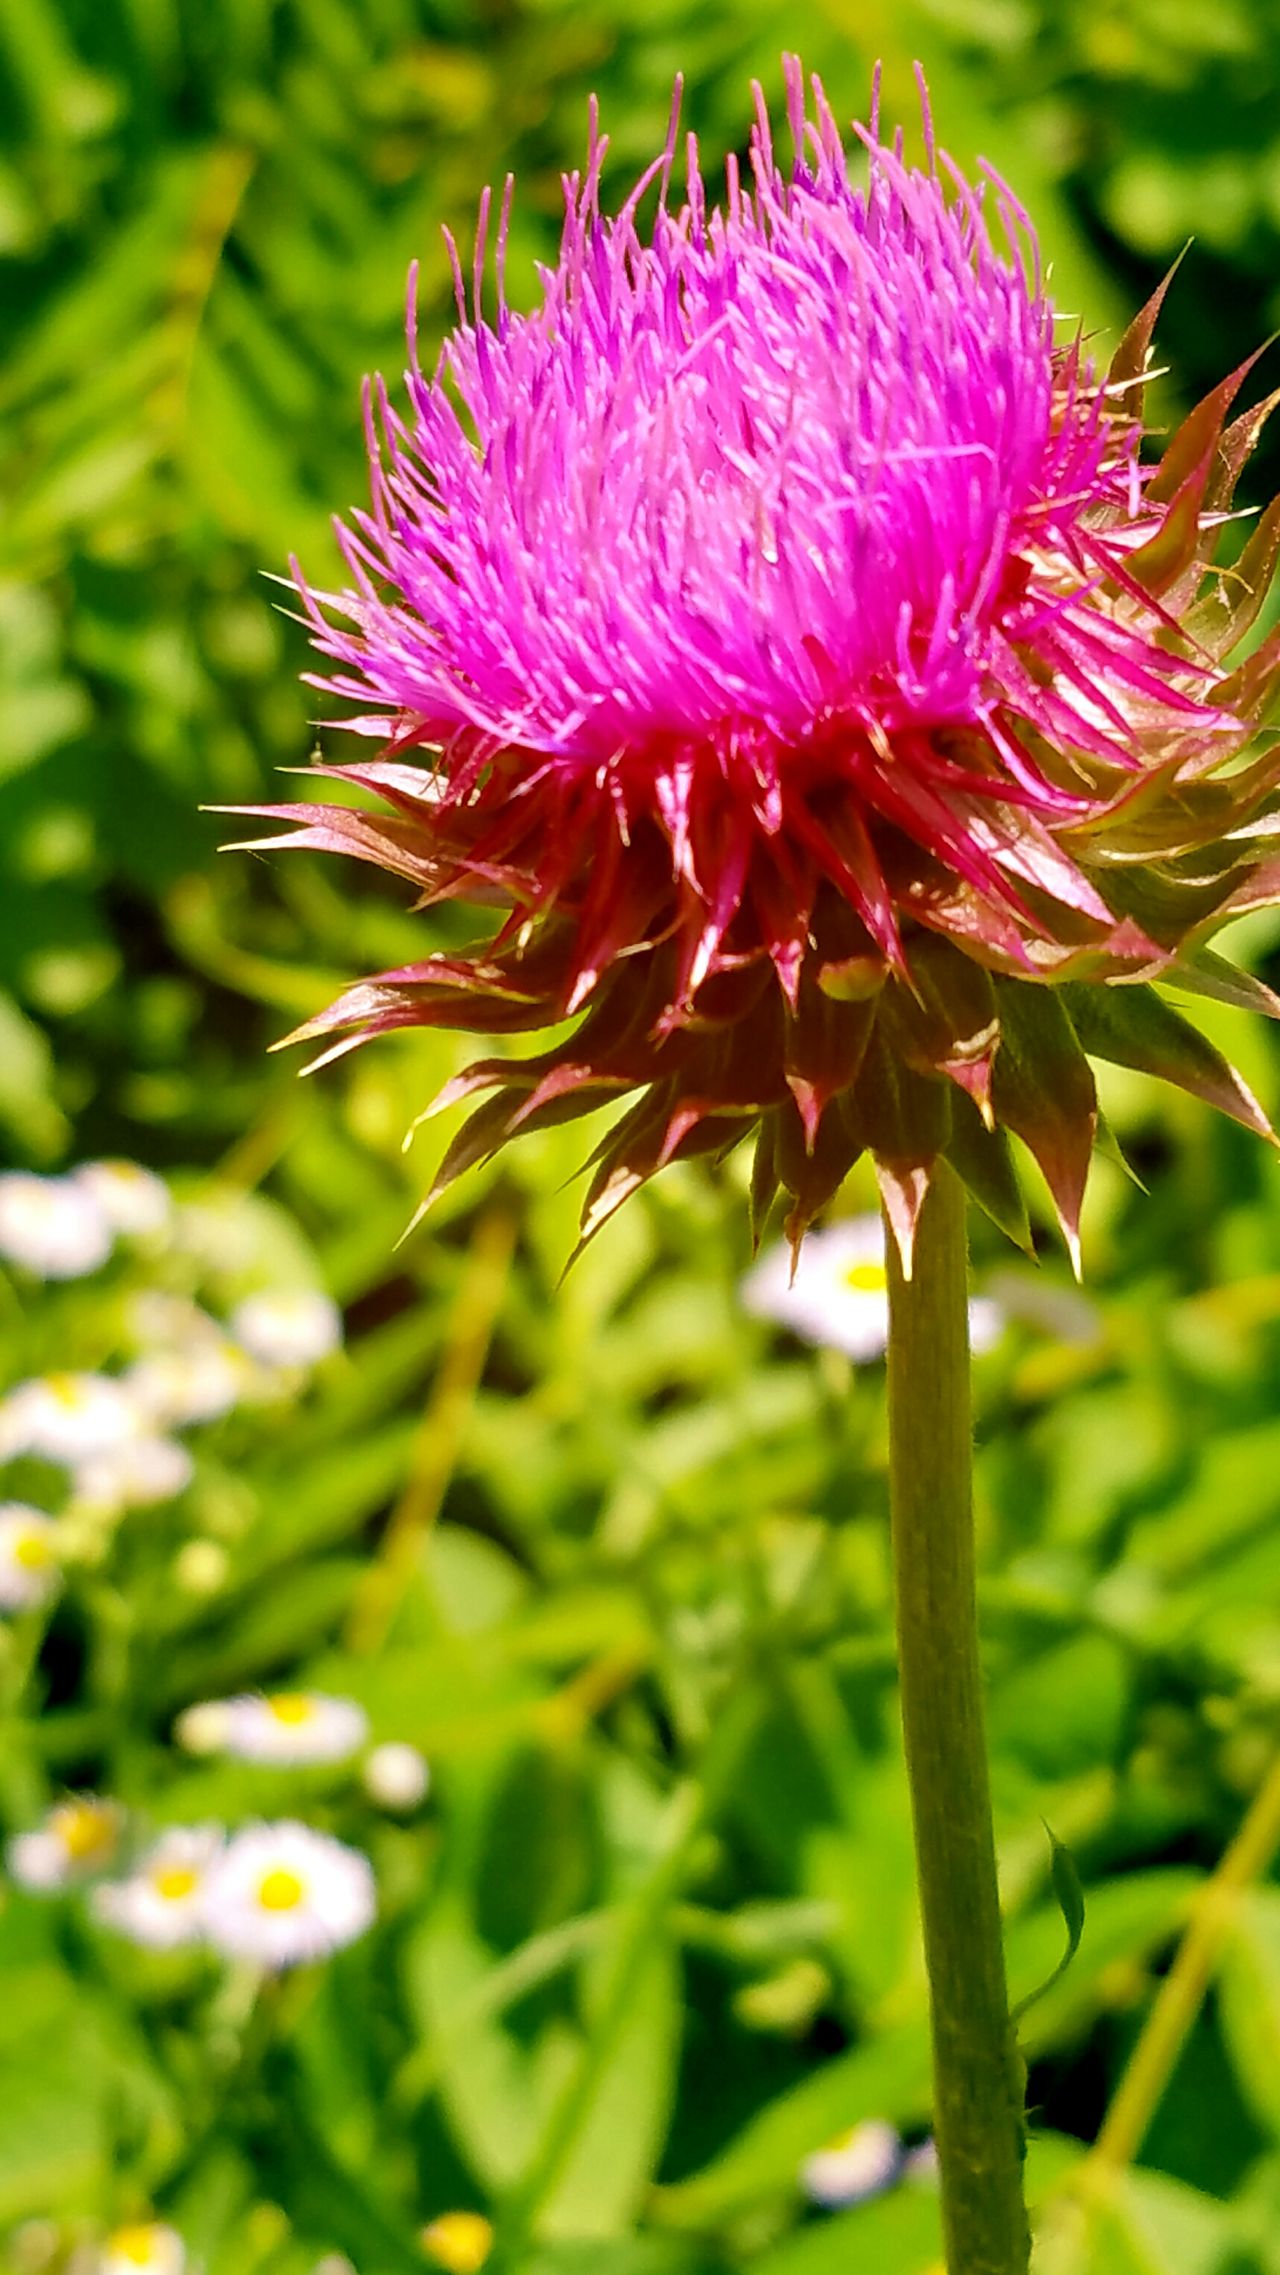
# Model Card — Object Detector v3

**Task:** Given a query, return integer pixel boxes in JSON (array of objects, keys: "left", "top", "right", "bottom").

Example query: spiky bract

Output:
[{"left": 234, "top": 61, "right": 1280, "bottom": 1266}]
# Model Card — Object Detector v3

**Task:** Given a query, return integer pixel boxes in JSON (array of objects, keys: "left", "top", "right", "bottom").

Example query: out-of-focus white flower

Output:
[
  {"left": 8, "top": 2218, "right": 59, "bottom": 2272},
  {"left": 421, "top": 2213, "right": 494, "bottom": 2274},
  {"left": 801, "top": 2119, "right": 902, "bottom": 2208},
  {"left": 0, "top": 1171, "right": 114, "bottom": 1280},
  {"left": 742, "top": 1216, "right": 1003, "bottom": 1363},
  {"left": 8, "top": 1795, "right": 124, "bottom": 1890},
  {"left": 125, "top": 1343, "right": 248, "bottom": 1429},
  {"left": 202, "top": 1822, "right": 375, "bottom": 1967},
  {"left": 902, "top": 2137, "right": 939, "bottom": 2184},
  {"left": 128, "top": 1291, "right": 221, "bottom": 1348},
  {"left": 0, "top": 1503, "right": 60, "bottom": 1610},
  {"left": 190, "top": 1690, "right": 370, "bottom": 1766},
  {"left": 94, "top": 1827, "right": 224, "bottom": 1950},
  {"left": 362, "top": 1742, "right": 430, "bottom": 1811},
  {"left": 174, "top": 1699, "right": 233, "bottom": 1755},
  {"left": 97, "top": 2222, "right": 186, "bottom": 2274},
  {"left": 171, "top": 1195, "right": 268, "bottom": 1277},
  {"left": 75, "top": 1161, "right": 172, "bottom": 1240},
  {"left": 1, "top": 1373, "right": 144, "bottom": 1465},
  {"left": 229, "top": 1289, "right": 343, "bottom": 1370},
  {"left": 310, "top": 2259, "right": 358, "bottom": 2275},
  {"left": 73, "top": 1436, "right": 194, "bottom": 1512}
]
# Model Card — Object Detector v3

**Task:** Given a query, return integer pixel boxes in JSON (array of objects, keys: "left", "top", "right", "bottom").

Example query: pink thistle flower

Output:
[{"left": 231, "top": 61, "right": 1280, "bottom": 1267}]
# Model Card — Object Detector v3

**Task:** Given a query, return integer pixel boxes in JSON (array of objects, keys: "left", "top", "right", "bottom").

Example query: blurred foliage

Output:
[{"left": 3, "top": 1, "right": 1280, "bottom": 2272}]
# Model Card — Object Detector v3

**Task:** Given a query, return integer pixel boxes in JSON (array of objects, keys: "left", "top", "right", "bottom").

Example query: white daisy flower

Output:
[
  {"left": 8, "top": 1795, "right": 124, "bottom": 1891},
  {"left": 742, "top": 1216, "right": 1003, "bottom": 1363},
  {"left": 0, "top": 1503, "right": 60, "bottom": 1610},
  {"left": 125, "top": 1343, "right": 248, "bottom": 1429},
  {"left": 75, "top": 1161, "right": 172, "bottom": 1240},
  {"left": 0, "top": 1373, "right": 144, "bottom": 1465},
  {"left": 94, "top": 1827, "right": 223, "bottom": 1950},
  {"left": 73, "top": 1436, "right": 195, "bottom": 1512},
  {"left": 801, "top": 2119, "right": 903, "bottom": 2208},
  {"left": 97, "top": 2221, "right": 187, "bottom": 2274},
  {"left": 0, "top": 1171, "right": 114, "bottom": 1280},
  {"left": 192, "top": 1690, "right": 369, "bottom": 1766},
  {"left": 201, "top": 1822, "right": 375, "bottom": 1968},
  {"left": 362, "top": 1742, "right": 430, "bottom": 1811},
  {"left": 229, "top": 1289, "right": 343, "bottom": 1370}
]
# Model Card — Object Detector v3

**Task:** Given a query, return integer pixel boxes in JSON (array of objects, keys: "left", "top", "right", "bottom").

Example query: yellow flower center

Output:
[
  {"left": 55, "top": 1801, "right": 116, "bottom": 1863},
  {"left": 257, "top": 1867, "right": 306, "bottom": 1911},
  {"left": 843, "top": 1261, "right": 887, "bottom": 1295},
  {"left": 13, "top": 1531, "right": 52, "bottom": 1570},
  {"left": 47, "top": 1373, "right": 86, "bottom": 1408},
  {"left": 422, "top": 2212, "right": 494, "bottom": 2273},
  {"left": 107, "top": 2227, "right": 163, "bottom": 2265},
  {"left": 152, "top": 1865, "right": 198, "bottom": 1902},
  {"left": 266, "top": 1692, "right": 316, "bottom": 1725}
]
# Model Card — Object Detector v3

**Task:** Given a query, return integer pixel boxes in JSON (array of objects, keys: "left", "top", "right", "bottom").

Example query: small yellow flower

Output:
[{"left": 421, "top": 2211, "right": 493, "bottom": 2274}]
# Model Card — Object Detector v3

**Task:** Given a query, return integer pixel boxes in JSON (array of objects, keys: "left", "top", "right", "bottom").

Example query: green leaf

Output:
[
  {"left": 1219, "top": 1886, "right": 1280, "bottom": 2139},
  {"left": 1010, "top": 1828, "right": 1085, "bottom": 2026},
  {"left": 944, "top": 1089, "right": 1033, "bottom": 1251},
  {"left": 540, "top": 1933, "right": 682, "bottom": 2238},
  {"left": 154, "top": 1558, "right": 368, "bottom": 1702},
  {"left": 991, "top": 983, "right": 1096, "bottom": 1265},
  {"left": 748, "top": 2185, "right": 943, "bottom": 2275},
  {"left": 521, "top": 2241, "right": 720, "bottom": 2275},
  {"left": 0, "top": 1964, "right": 104, "bottom": 2222},
  {"left": 650, "top": 2024, "right": 932, "bottom": 2228},
  {"left": 1010, "top": 1870, "right": 1201, "bottom": 2063},
  {"left": 1168, "top": 945, "right": 1280, "bottom": 1021},
  {"left": 405, "top": 1884, "right": 564, "bottom": 2189},
  {"left": 0, "top": 986, "right": 67, "bottom": 1155},
  {"left": 1036, "top": 2169, "right": 1242, "bottom": 2275},
  {"left": 270, "top": 2096, "right": 428, "bottom": 2275},
  {"left": 1062, "top": 983, "right": 1273, "bottom": 1139}
]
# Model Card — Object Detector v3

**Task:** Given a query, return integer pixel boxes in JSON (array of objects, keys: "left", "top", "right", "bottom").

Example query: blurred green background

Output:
[{"left": 5, "top": 2, "right": 1280, "bottom": 2271}]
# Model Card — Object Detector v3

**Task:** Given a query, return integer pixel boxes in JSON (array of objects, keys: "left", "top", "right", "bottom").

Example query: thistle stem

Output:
[{"left": 885, "top": 1164, "right": 1031, "bottom": 2275}]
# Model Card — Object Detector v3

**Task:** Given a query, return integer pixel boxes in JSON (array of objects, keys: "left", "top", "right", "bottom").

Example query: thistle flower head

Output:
[{"left": 236, "top": 60, "right": 1280, "bottom": 1266}]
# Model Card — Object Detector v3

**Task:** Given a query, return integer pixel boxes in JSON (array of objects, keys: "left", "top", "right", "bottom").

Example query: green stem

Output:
[
  {"left": 885, "top": 1163, "right": 1030, "bottom": 2275},
  {"left": 1087, "top": 1742, "right": 1280, "bottom": 2178}
]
